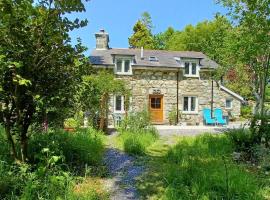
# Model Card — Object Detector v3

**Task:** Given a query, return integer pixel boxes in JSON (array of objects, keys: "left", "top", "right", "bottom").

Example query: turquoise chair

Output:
[
  {"left": 203, "top": 108, "right": 216, "bottom": 125},
  {"left": 214, "top": 108, "right": 227, "bottom": 125}
]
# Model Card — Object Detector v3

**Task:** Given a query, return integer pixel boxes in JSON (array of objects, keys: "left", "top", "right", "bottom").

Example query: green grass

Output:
[
  {"left": 0, "top": 126, "right": 108, "bottom": 200},
  {"left": 137, "top": 134, "right": 269, "bottom": 200},
  {"left": 117, "top": 131, "right": 158, "bottom": 156}
]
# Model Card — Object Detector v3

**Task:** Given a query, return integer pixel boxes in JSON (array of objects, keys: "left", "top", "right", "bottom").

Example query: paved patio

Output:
[{"left": 155, "top": 121, "right": 249, "bottom": 136}]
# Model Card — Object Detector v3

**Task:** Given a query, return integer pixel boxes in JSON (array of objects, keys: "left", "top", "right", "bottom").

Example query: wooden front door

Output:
[{"left": 149, "top": 95, "right": 163, "bottom": 123}]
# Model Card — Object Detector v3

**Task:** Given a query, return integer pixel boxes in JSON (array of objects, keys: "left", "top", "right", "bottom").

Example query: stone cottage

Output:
[{"left": 90, "top": 30, "right": 244, "bottom": 126}]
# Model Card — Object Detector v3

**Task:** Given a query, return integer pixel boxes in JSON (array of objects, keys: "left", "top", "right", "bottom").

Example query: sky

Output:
[{"left": 68, "top": 0, "right": 228, "bottom": 55}]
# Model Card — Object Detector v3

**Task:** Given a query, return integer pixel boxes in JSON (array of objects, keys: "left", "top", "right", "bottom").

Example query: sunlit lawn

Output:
[{"left": 136, "top": 134, "right": 270, "bottom": 200}]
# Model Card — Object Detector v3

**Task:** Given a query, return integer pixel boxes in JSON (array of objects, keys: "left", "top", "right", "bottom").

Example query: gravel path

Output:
[{"left": 103, "top": 143, "right": 144, "bottom": 200}]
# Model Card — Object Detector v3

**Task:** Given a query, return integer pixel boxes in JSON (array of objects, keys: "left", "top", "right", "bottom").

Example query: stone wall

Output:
[{"left": 107, "top": 68, "right": 242, "bottom": 126}]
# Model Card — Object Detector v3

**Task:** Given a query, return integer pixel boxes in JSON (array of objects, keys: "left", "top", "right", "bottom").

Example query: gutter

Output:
[{"left": 219, "top": 85, "right": 245, "bottom": 102}]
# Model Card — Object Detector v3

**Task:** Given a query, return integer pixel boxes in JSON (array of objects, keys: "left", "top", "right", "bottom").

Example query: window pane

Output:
[
  {"left": 151, "top": 98, "right": 156, "bottom": 109},
  {"left": 184, "top": 63, "right": 189, "bottom": 74},
  {"left": 115, "top": 96, "right": 122, "bottom": 111},
  {"left": 124, "top": 60, "right": 130, "bottom": 72},
  {"left": 226, "top": 99, "right": 232, "bottom": 108},
  {"left": 192, "top": 63, "right": 197, "bottom": 75},
  {"left": 191, "top": 97, "right": 196, "bottom": 111},
  {"left": 116, "top": 60, "right": 122, "bottom": 72},
  {"left": 155, "top": 98, "right": 161, "bottom": 109},
  {"left": 184, "top": 97, "right": 189, "bottom": 111}
]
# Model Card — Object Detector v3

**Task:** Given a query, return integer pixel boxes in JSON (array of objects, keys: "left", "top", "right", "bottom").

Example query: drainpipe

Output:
[
  {"left": 211, "top": 79, "right": 214, "bottom": 118},
  {"left": 176, "top": 70, "right": 180, "bottom": 124}
]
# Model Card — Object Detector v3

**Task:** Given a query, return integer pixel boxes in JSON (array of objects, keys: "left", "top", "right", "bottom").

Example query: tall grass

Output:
[
  {"left": 163, "top": 134, "right": 264, "bottom": 199},
  {"left": 0, "top": 126, "right": 107, "bottom": 200},
  {"left": 117, "top": 110, "right": 159, "bottom": 155}
]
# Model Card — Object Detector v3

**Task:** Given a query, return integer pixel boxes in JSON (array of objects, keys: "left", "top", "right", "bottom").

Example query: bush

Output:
[
  {"left": 118, "top": 110, "right": 159, "bottom": 155},
  {"left": 225, "top": 128, "right": 254, "bottom": 152},
  {"left": 241, "top": 105, "right": 252, "bottom": 118},
  {"left": 29, "top": 128, "right": 104, "bottom": 169},
  {"left": 164, "top": 134, "right": 263, "bottom": 199},
  {"left": 0, "top": 126, "right": 106, "bottom": 199}
]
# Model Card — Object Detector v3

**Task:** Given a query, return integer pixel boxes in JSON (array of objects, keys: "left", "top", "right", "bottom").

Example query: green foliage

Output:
[
  {"left": 226, "top": 128, "right": 254, "bottom": 153},
  {"left": 0, "top": 0, "right": 91, "bottom": 162},
  {"left": 128, "top": 20, "right": 155, "bottom": 49},
  {"left": 120, "top": 132, "right": 158, "bottom": 156},
  {"left": 118, "top": 110, "right": 158, "bottom": 155},
  {"left": 0, "top": 126, "right": 106, "bottom": 199},
  {"left": 29, "top": 128, "right": 105, "bottom": 168},
  {"left": 78, "top": 70, "right": 129, "bottom": 130},
  {"left": 241, "top": 105, "right": 252, "bottom": 118},
  {"left": 168, "top": 107, "right": 180, "bottom": 125},
  {"left": 164, "top": 135, "right": 263, "bottom": 199}
]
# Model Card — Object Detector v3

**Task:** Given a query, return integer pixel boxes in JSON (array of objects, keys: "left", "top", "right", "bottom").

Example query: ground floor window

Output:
[
  {"left": 114, "top": 95, "right": 125, "bottom": 113},
  {"left": 183, "top": 96, "right": 198, "bottom": 113},
  {"left": 225, "top": 99, "right": 233, "bottom": 109}
]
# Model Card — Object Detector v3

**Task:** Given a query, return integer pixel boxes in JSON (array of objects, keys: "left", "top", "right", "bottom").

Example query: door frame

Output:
[{"left": 149, "top": 94, "right": 164, "bottom": 124}]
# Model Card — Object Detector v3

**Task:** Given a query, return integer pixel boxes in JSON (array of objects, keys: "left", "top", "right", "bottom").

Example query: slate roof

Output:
[{"left": 90, "top": 48, "right": 219, "bottom": 69}]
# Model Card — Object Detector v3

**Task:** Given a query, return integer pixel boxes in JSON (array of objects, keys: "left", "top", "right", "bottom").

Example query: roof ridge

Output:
[{"left": 109, "top": 48, "right": 204, "bottom": 54}]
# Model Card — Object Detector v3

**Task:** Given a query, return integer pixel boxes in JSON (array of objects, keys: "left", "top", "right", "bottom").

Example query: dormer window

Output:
[
  {"left": 115, "top": 57, "right": 132, "bottom": 75},
  {"left": 149, "top": 56, "right": 158, "bottom": 62},
  {"left": 184, "top": 61, "right": 199, "bottom": 77}
]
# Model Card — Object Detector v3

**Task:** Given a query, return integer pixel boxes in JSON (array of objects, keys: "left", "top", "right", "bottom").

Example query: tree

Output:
[
  {"left": 78, "top": 71, "right": 129, "bottom": 131},
  {"left": 218, "top": 0, "right": 270, "bottom": 115},
  {"left": 129, "top": 20, "right": 155, "bottom": 49},
  {"left": 141, "top": 11, "right": 154, "bottom": 31},
  {"left": 153, "top": 27, "right": 175, "bottom": 50},
  {"left": 0, "top": 0, "right": 90, "bottom": 162}
]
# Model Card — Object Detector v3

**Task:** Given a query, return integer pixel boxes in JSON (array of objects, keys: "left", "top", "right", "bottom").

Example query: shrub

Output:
[
  {"left": 241, "top": 105, "right": 252, "bottom": 118},
  {"left": 225, "top": 128, "right": 254, "bottom": 152},
  {"left": 168, "top": 107, "right": 181, "bottom": 125},
  {"left": 0, "top": 126, "right": 106, "bottom": 199},
  {"left": 29, "top": 128, "right": 105, "bottom": 169}
]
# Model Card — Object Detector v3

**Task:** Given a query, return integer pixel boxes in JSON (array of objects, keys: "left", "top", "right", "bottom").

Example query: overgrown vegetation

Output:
[
  {"left": 0, "top": 126, "right": 107, "bottom": 200},
  {"left": 137, "top": 134, "right": 269, "bottom": 199},
  {"left": 117, "top": 110, "right": 158, "bottom": 155}
]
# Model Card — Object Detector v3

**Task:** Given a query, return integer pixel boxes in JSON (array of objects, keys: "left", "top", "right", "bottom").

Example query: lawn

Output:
[{"left": 136, "top": 134, "right": 270, "bottom": 200}]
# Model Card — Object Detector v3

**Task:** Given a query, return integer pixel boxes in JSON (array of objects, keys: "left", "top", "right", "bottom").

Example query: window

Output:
[
  {"left": 114, "top": 95, "right": 125, "bottom": 113},
  {"left": 185, "top": 62, "right": 190, "bottom": 74},
  {"left": 183, "top": 96, "right": 198, "bottom": 113},
  {"left": 149, "top": 56, "right": 158, "bottom": 62},
  {"left": 151, "top": 97, "right": 161, "bottom": 109},
  {"left": 225, "top": 99, "right": 232, "bottom": 109},
  {"left": 184, "top": 61, "right": 198, "bottom": 76},
  {"left": 115, "top": 58, "right": 132, "bottom": 75}
]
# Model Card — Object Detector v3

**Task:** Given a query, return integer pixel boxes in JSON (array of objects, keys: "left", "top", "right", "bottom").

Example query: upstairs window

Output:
[
  {"left": 184, "top": 62, "right": 198, "bottom": 76},
  {"left": 115, "top": 58, "right": 132, "bottom": 75}
]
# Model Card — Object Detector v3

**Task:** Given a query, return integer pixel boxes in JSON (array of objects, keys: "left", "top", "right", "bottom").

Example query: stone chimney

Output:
[{"left": 95, "top": 29, "right": 109, "bottom": 50}]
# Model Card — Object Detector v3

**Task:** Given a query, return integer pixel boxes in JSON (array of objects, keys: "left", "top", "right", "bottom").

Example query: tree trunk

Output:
[
  {"left": 99, "top": 93, "right": 107, "bottom": 131},
  {"left": 20, "top": 125, "right": 29, "bottom": 162},
  {"left": 5, "top": 122, "right": 17, "bottom": 160}
]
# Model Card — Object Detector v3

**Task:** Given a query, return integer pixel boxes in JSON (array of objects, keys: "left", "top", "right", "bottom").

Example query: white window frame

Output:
[
  {"left": 114, "top": 56, "right": 132, "bottom": 75},
  {"left": 182, "top": 60, "right": 199, "bottom": 77},
  {"left": 114, "top": 95, "right": 125, "bottom": 113},
  {"left": 225, "top": 99, "right": 233, "bottom": 109},
  {"left": 182, "top": 96, "right": 198, "bottom": 114}
]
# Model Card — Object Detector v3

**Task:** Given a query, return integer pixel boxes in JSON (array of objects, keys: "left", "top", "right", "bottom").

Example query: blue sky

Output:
[{"left": 68, "top": 0, "right": 227, "bottom": 55}]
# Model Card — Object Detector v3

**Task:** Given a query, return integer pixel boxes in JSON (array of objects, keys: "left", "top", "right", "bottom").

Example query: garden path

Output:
[{"left": 103, "top": 133, "right": 144, "bottom": 200}]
